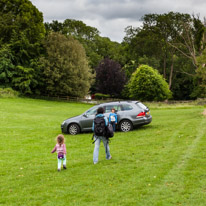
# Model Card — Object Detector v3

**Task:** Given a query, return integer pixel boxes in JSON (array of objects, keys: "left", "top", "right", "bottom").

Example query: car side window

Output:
[
  {"left": 105, "top": 105, "right": 114, "bottom": 113},
  {"left": 116, "top": 105, "right": 122, "bottom": 112},
  {"left": 105, "top": 105, "right": 122, "bottom": 113},
  {"left": 86, "top": 107, "right": 97, "bottom": 116},
  {"left": 122, "top": 104, "right": 133, "bottom": 111}
]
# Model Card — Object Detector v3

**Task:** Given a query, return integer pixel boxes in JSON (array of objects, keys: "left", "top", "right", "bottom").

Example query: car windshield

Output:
[{"left": 86, "top": 107, "right": 98, "bottom": 116}]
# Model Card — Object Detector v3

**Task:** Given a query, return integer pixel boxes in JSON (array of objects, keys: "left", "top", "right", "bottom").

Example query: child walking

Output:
[
  {"left": 109, "top": 108, "right": 118, "bottom": 132},
  {"left": 51, "top": 134, "right": 67, "bottom": 171}
]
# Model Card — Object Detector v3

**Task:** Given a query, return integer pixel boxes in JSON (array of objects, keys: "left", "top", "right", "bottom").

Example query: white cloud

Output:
[
  {"left": 84, "top": 18, "right": 142, "bottom": 42},
  {"left": 30, "top": 0, "right": 206, "bottom": 42}
]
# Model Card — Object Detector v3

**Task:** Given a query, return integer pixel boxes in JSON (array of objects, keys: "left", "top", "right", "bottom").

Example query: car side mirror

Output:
[{"left": 83, "top": 113, "right": 88, "bottom": 118}]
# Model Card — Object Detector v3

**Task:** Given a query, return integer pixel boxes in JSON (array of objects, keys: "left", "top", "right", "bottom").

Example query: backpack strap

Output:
[{"left": 91, "top": 134, "right": 98, "bottom": 144}]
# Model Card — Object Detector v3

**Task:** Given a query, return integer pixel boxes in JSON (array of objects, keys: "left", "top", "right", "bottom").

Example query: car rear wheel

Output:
[
  {"left": 119, "top": 120, "right": 133, "bottom": 132},
  {"left": 68, "top": 123, "right": 80, "bottom": 135}
]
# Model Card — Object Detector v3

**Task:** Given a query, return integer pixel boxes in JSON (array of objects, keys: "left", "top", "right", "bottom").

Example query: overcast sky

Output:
[{"left": 30, "top": 0, "right": 206, "bottom": 43}]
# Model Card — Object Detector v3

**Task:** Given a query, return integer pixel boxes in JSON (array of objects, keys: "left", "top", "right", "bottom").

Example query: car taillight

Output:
[{"left": 137, "top": 112, "right": 145, "bottom": 117}]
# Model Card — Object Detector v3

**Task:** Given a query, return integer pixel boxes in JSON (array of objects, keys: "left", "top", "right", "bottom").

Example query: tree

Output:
[
  {"left": 123, "top": 12, "right": 206, "bottom": 99},
  {"left": 128, "top": 65, "right": 172, "bottom": 101},
  {"left": 168, "top": 15, "right": 205, "bottom": 68},
  {"left": 169, "top": 56, "right": 195, "bottom": 100},
  {"left": 0, "top": 45, "right": 14, "bottom": 87},
  {"left": 124, "top": 13, "right": 194, "bottom": 84},
  {"left": 45, "top": 19, "right": 124, "bottom": 69},
  {"left": 95, "top": 58, "right": 126, "bottom": 97},
  {"left": 0, "top": 0, "right": 45, "bottom": 66},
  {"left": 0, "top": 0, "right": 45, "bottom": 94},
  {"left": 45, "top": 19, "right": 101, "bottom": 68},
  {"left": 122, "top": 60, "right": 139, "bottom": 80},
  {"left": 0, "top": 45, "right": 44, "bottom": 94},
  {"left": 191, "top": 48, "right": 206, "bottom": 98},
  {"left": 41, "top": 32, "right": 92, "bottom": 97},
  {"left": 11, "top": 65, "right": 37, "bottom": 94}
]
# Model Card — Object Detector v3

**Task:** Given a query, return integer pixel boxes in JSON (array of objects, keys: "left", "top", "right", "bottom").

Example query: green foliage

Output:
[
  {"left": 0, "top": 98, "right": 206, "bottom": 205},
  {"left": 0, "top": 45, "right": 15, "bottom": 87},
  {"left": 193, "top": 17, "right": 206, "bottom": 51},
  {"left": 11, "top": 65, "right": 38, "bottom": 94},
  {"left": 0, "top": 0, "right": 45, "bottom": 66},
  {"left": 0, "top": 46, "right": 43, "bottom": 95},
  {"left": 93, "top": 36, "right": 123, "bottom": 64},
  {"left": 45, "top": 19, "right": 101, "bottom": 68},
  {"left": 123, "top": 12, "right": 206, "bottom": 100},
  {"left": 0, "top": 87, "right": 19, "bottom": 98},
  {"left": 121, "top": 84, "right": 130, "bottom": 99},
  {"left": 128, "top": 65, "right": 172, "bottom": 101},
  {"left": 0, "top": 0, "right": 45, "bottom": 95},
  {"left": 122, "top": 60, "right": 139, "bottom": 80},
  {"left": 1, "top": 4, "right": 205, "bottom": 101},
  {"left": 169, "top": 56, "right": 195, "bottom": 100},
  {"left": 138, "top": 55, "right": 160, "bottom": 71},
  {"left": 191, "top": 49, "right": 206, "bottom": 98},
  {"left": 171, "top": 72, "right": 195, "bottom": 100},
  {"left": 62, "top": 19, "right": 99, "bottom": 40},
  {"left": 41, "top": 32, "right": 93, "bottom": 97},
  {"left": 45, "top": 19, "right": 124, "bottom": 69}
]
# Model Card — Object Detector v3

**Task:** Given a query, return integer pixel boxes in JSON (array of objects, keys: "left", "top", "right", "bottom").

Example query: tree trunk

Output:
[
  {"left": 169, "top": 55, "right": 174, "bottom": 89},
  {"left": 163, "top": 56, "right": 166, "bottom": 79}
]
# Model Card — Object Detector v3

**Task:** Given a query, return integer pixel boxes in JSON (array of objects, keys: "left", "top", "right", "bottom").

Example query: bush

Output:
[
  {"left": 94, "top": 93, "right": 110, "bottom": 99},
  {"left": 0, "top": 88, "right": 19, "bottom": 98},
  {"left": 95, "top": 58, "right": 126, "bottom": 97},
  {"left": 128, "top": 65, "right": 172, "bottom": 101}
]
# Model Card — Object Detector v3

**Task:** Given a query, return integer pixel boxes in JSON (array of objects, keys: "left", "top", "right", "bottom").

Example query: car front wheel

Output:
[
  {"left": 68, "top": 123, "right": 80, "bottom": 135},
  {"left": 119, "top": 120, "right": 133, "bottom": 132}
]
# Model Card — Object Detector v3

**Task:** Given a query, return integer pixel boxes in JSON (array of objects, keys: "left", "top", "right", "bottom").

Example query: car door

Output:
[{"left": 80, "top": 106, "right": 97, "bottom": 131}]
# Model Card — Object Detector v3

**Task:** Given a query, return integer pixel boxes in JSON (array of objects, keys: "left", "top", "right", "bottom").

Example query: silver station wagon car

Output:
[{"left": 61, "top": 101, "right": 152, "bottom": 135}]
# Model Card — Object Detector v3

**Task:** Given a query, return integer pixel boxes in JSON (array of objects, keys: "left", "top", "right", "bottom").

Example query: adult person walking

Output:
[{"left": 92, "top": 107, "right": 112, "bottom": 164}]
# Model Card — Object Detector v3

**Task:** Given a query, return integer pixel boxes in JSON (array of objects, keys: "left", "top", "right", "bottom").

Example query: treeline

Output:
[{"left": 0, "top": 0, "right": 205, "bottom": 100}]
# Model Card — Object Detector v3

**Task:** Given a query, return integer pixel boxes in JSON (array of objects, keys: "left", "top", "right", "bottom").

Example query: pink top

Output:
[{"left": 51, "top": 143, "right": 66, "bottom": 155}]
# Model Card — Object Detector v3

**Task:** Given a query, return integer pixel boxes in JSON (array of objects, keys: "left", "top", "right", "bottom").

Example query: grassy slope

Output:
[{"left": 0, "top": 98, "right": 205, "bottom": 206}]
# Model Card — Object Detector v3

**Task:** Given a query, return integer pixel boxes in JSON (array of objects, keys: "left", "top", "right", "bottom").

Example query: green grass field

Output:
[{"left": 0, "top": 98, "right": 206, "bottom": 206}]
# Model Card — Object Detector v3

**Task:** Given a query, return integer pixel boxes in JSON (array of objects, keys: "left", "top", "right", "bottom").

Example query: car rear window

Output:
[
  {"left": 122, "top": 104, "right": 133, "bottom": 111},
  {"left": 136, "top": 102, "right": 147, "bottom": 110}
]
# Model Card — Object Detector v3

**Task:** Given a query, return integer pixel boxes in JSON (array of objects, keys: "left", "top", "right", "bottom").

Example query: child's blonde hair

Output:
[{"left": 56, "top": 134, "right": 65, "bottom": 146}]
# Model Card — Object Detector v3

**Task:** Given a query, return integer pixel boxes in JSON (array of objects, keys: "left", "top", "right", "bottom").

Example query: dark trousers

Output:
[{"left": 111, "top": 122, "right": 116, "bottom": 132}]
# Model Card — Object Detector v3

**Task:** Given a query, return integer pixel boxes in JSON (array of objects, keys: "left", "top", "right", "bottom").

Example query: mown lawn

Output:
[{"left": 0, "top": 98, "right": 205, "bottom": 206}]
